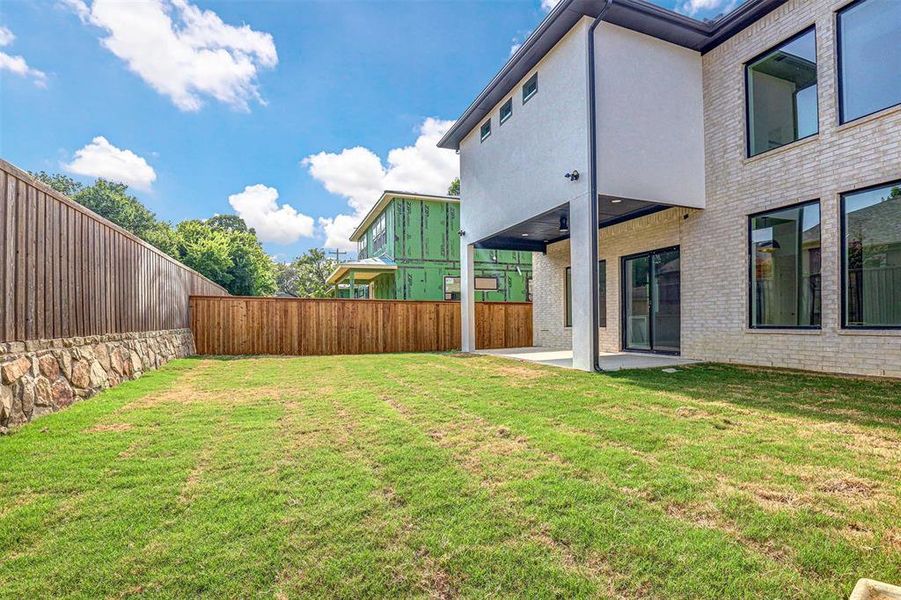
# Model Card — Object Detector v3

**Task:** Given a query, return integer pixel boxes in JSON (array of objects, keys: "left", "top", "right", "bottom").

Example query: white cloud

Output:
[
  {"left": 228, "top": 184, "right": 315, "bottom": 245},
  {"left": 303, "top": 117, "right": 459, "bottom": 251},
  {"left": 510, "top": 1, "right": 559, "bottom": 57},
  {"left": 66, "top": 0, "right": 277, "bottom": 111},
  {"left": 676, "top": 0, "right": 737, "bottom": 17},
  {"left": 63, "top": 136, "right": 157, "bottom": 190},
  {"left": 0, "top": 26, "right": 14, "bottom": 46},
  {"left": 0, "top": 25, "right": 48, "bottom": 87}
]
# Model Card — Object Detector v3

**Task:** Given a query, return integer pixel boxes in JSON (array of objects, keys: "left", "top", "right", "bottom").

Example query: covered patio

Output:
[
  {"left": 476, "top": 346, "right": 701, "bottom": 371},
  {"left": 326, "top": 256, "right": 397, "bottom": 299}
]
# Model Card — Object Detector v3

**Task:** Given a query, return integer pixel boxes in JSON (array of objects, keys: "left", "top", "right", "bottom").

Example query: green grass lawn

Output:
[{"left": 1, "top": 354, "right": 899, "bottom": 599}]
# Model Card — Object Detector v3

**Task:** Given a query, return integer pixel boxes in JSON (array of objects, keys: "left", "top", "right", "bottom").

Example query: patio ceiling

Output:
[
  {"left": 326, "top": 258, "right": 398, "bottom": 285},
  {"left": 474, "top": 196, "right": 669, "bottom": 252}
]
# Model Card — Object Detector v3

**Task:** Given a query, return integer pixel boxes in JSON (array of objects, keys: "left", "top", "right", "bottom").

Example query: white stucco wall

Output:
[
  {"left": 594, "top": 22, "right": 706, "bottom": 209},
  {"left": 459, "top": 18, "right": 592, "bottom": 246}
]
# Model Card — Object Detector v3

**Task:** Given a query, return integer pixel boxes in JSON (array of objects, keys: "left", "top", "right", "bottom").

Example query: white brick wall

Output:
[{"left": 532, "top": 0, "right": 901, "bottom": 377}]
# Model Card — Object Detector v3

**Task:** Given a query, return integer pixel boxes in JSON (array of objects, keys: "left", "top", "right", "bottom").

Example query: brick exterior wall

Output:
[{"left": 532, "top": 0, "right": 901, "bottom": 377}]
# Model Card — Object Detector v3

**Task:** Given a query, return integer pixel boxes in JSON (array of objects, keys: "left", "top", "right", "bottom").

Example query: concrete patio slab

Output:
[{"left": 475, "top": 347, "right": 701, "bottom": 371}]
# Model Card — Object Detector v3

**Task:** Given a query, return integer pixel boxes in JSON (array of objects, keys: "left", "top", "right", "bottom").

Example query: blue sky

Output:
[{"left": 0, "top": 0, "right": 738, "bottom": 260}]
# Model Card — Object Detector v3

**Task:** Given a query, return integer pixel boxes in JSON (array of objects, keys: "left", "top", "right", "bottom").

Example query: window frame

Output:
[
  {"left": 840, "top": 178, "right": 901, "bottom": 330},
  {"left": 474, "top": 276, "right": 499, "bottom": 291},
  {"left": 500, "top": 98, "right": 513, "bottom": 124},
  {"left": 835, "top": 0, "right": 901, "bottom": 125},
  {"left": 564, "top": 261, "right": 607, "bottom": 328},
  {"left": 522, "top": 73, "right": 538, "bottom": 104},
  {"left": 744, "top": 25, "right": 818, "bottom": 158},
  {"left": 444, "top": 275, "right": 461, "bottom": 301},
  {"left": 371, "top": 213, "right": 387, "bottom": 254},
  {"left": 746, "top": 198, "right": 823, "bottom": 330},
  {"left": 480, "top": 119, "right": 491, "bottom": 142}
]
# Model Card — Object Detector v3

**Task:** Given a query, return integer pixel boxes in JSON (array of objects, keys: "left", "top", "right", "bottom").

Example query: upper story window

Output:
[
  {"left": 837, "top": 0, "right": 901, "bottom": 123},
  {"left": 357, "top": 239, "right": 368, "bottom": 260},
  {"left": 841, "top": 181, "right": 901, "bottom": 328},
  {"left": 500, "top": 98, "right": 513, "bottom": 124},
  {"left": 749, "top": 200, "right": 821, "bottom": 328},
  {"left": 746, "top": 27, "right": 818, "bottom": 157},
  {"left": 480, "top": 119, "right": 491, "bottom": 142},
  {"left": 372, "top": 213, "right": 387, "bottom": 253},
  {"left": 522, "top": 73, "right": 538, "bottom": 104}
]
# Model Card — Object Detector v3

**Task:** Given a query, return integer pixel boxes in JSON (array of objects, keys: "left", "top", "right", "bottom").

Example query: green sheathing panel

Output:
[{"left": 356, "top": 196, "right": 532, "bottom": 301}]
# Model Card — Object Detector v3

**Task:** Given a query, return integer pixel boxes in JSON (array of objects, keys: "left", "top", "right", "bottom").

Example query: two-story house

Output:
[
  {"left": 439, "top": 0, "right": 900, "bottom": 376},
  {"left": 327, "top": 191, "right": 533, "bottom": 302}
]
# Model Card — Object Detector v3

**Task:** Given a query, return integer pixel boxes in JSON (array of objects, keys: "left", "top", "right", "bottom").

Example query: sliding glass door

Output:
[{"left": 623, "top": 247, "right": 681, "bottom": 354}]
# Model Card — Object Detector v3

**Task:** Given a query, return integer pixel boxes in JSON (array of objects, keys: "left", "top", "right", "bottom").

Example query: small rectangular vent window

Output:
[
  {"left": 480, "top": 119, "right": 491, "bottom": 142},
  {"left": 522, "top": 73, "right": 538, "bottom": 104},
  {"left": 500, "top": 98, "right": 513, "bottom": 124}
]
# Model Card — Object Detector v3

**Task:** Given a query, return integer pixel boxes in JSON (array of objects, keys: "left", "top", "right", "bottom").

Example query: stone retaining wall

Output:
[{"left": 0, "top": 329, "right": 195, "bottom": 433}]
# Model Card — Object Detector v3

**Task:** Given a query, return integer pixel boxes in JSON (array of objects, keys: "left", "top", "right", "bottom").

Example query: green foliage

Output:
[
  {"left": 30, "top": 171, "right": 83, "bottom": 197},
  {"left": 29, "top": 172, "right": 276, "bottom": 296},
  {"left": 176, "top": 219, "right": 276, "bottom": 296},
  {"left": 207, "top": 214, "right": 249, "bottom": 234},
  {"left": 75, "top": 179, "right": 160, "bottom": 238},
  {"left": 447, "top": 177, "right": 460, "bottom": 196},
  {"left": 276, "top": 248, "right": 337, "bottom": 298}
]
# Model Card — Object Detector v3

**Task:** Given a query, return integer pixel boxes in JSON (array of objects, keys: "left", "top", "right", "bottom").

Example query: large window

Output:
[
  {"left": 564, "top": 261, "right": 606, "bottom": 328},
  {"left": 746, "top": 28, "right": 818, "bottom": 157},
  {"left": 372, "top": 213, "right": 387, "bottom": 254},
  {"left": 750, "top": 201, "right": 821, "bottom": 328},
  {"left": 837, "top": 0, "right": 901, "bottom": 123},
  {"left": 842, "top": 181, "right": 901, "bottom": 328}
]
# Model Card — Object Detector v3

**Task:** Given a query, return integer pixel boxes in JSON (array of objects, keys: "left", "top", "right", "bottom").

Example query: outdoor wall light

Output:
[
  {"left": 559, "top": 215, "right": 569, "bottom": 234},
  {"left": 564, "top": 170, "right": 579, "bottom": 181},
  {"left": 458, "top": 229, "right": 465, "bottom": 236}
]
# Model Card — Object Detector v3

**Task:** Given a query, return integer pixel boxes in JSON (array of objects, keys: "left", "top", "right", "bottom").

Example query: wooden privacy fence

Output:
[
  {"left": 190, "top": 296, "right": 533, "bottom": 355},
  {"left": 0, "top": 159, "right": 228, "bottom": 343}
]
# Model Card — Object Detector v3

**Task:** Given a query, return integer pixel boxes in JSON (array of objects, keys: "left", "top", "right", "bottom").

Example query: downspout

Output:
[{"left": 587, "top": 0, "right": 614, "bottom": 372}]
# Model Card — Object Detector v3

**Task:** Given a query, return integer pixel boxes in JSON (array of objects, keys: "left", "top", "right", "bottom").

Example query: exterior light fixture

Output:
[
  {"left": 559, "top": 215, "right": 569, "bottom": 234},
  {"left": 564, "top": 170, "right": 579, "bottom": 181},
  {"left": 611, "top": 198, "right": 622, "bottom": 204}
]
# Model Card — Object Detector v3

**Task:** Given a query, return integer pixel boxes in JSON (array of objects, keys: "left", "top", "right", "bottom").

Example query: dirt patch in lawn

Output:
[
  {"left": 85, "top": 422, "right": 134, "bottom": 433},
  {"left": 492, "top": 364, "right": 549, "bottom": 381}
]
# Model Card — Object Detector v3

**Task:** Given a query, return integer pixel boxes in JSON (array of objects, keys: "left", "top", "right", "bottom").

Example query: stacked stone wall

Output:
[{"left": 0, "top": 329, "right": 194, "bottom": 433}]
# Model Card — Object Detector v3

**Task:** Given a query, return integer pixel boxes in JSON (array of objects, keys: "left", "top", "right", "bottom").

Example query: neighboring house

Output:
[
  {"left": 439, "top": 0, "right": 900, "bottom": 377},
  {"left": 327, "top": 192, "right": 532, "bottom": 301}
]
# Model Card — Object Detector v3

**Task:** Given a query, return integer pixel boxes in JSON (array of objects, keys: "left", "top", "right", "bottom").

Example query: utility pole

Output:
[{"left": 324, "top": 248, "right": 347, "bottom": 263}]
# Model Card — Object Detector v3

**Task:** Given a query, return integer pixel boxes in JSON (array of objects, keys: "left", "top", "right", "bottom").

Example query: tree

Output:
[
  {"left": 447, "top": 177, "right": 460, "bottom": 196},
  {"left": 30, "top": 171, "right": 83, "bottom": 197},
  {"left": 226, "top": 230, "right": 277, "bottom": 296},
  {"left": 24, "top": 172, "right": 277, "bottom": 296},
  {"left": 278, "top": 249, "right": 337, "bottom": 298},
  {"left": 207, "top": 214, "right": 249, "bottom": 234}
]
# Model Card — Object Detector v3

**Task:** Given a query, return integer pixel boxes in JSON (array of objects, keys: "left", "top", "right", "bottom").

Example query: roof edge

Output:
[
  {"left": 437, "top": 0, "right": 787, "bottom": 150},
  {"left": 349, "top": 190, "right": 460, "bottom": 242}
]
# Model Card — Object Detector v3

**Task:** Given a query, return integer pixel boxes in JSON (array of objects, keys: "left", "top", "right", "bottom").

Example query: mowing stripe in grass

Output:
[
  {"left": 365, "top": 354, "right": 878, "bottom": 598},
  {"left": 321, "top": 360, "right": 602, "bottom": 599}
]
